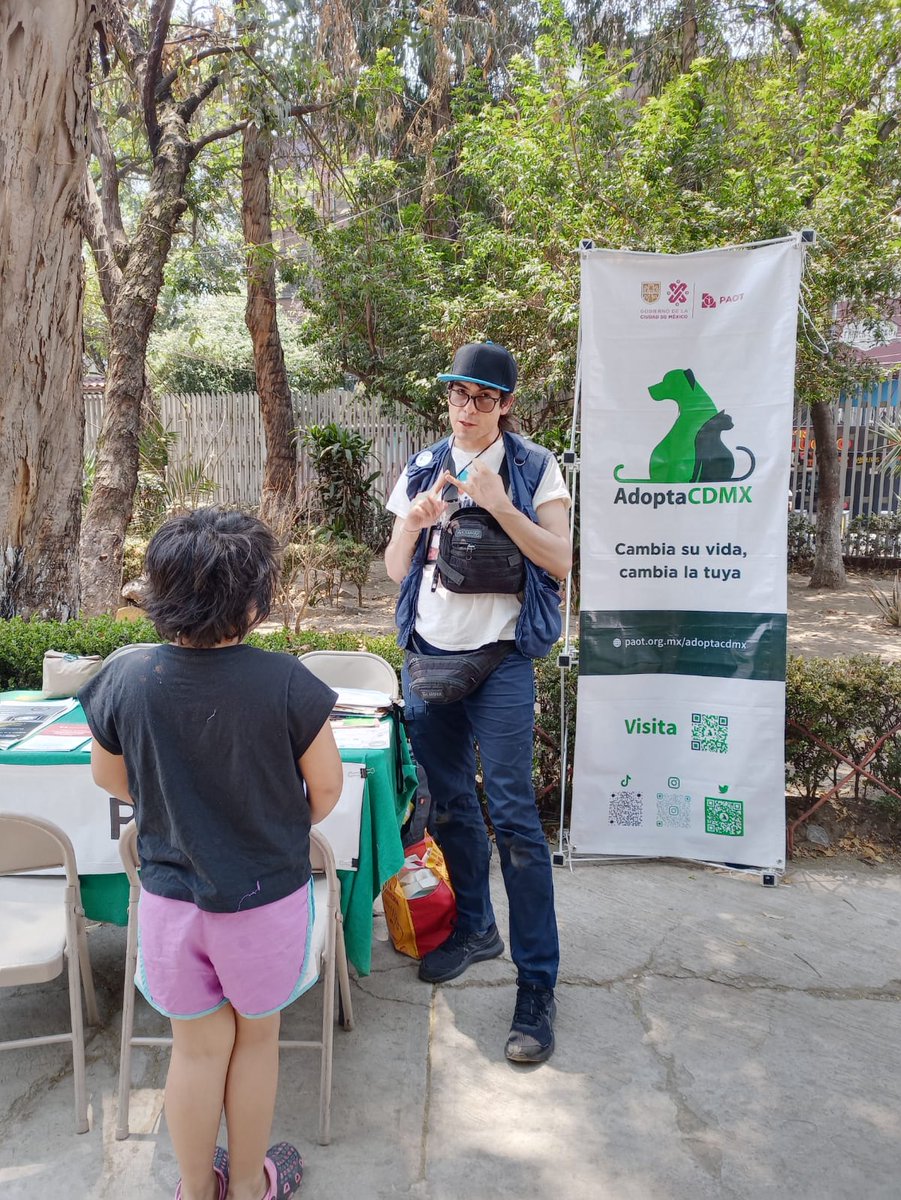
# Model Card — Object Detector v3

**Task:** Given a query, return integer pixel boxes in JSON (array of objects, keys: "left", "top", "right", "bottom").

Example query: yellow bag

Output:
[{"left": 381, "top": 834, "right": 456, "bottom": 960}]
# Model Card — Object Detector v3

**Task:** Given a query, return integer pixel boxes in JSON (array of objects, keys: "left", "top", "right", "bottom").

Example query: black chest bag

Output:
[{"left": 432, "top": 460, "right": 525, "bottom": 595}]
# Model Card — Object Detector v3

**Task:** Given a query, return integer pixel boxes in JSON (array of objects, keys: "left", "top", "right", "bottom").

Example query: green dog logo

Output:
[{"left": 614, "top": 368, "right": 756, "bottom": 484}]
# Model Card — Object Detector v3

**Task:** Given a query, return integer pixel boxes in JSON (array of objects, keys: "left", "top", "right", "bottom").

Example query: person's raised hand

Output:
[
  {"left": 405, "top": 472, "right": 451, "bottom": 530},
  {"left": 448, "top": 460, "right": 509, "bottom": 513}
]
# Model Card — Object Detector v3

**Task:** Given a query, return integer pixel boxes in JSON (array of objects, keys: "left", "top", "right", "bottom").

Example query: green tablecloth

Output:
[
  {"left": 339, "top": 725, "right": 418, "bottom": 975},
  {"left": 0, "top": 692, "right": 417, "bottom": 976}
]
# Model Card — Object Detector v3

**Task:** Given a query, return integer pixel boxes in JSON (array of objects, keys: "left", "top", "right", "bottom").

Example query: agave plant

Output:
[{"left": 863, "top": 572, "right": 901, "bottom": 628}]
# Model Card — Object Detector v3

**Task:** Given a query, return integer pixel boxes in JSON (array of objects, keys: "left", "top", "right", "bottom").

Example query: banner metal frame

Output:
[{"left": 552, "top": 233, "right": 814, "bottom": 886}]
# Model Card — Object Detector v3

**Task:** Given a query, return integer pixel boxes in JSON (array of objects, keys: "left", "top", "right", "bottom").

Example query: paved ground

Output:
[
  {"left": 1, "top": 854, "right": 899, "bottom": 1200},
  {"left": 3, "top": 571, "right": 899, "bottom": 1198}
]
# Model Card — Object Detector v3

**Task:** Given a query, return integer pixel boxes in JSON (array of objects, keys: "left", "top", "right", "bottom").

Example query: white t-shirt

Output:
[{"left": 386, "top": 437, "right": 570, "bottom": 651}]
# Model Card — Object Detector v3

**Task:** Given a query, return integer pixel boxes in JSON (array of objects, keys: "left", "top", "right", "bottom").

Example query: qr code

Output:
[
  {"left": 691, "top": 712, "right": 729, "bottom": 753},
  {"left": 609, "top": 790, "right": 643, "bottom": 826},
  {"left": 705, "top": 796, "right": 744, "bottom": 837},
  {"left": 656, "top": 792, "right": 692, "bottom": 829}
]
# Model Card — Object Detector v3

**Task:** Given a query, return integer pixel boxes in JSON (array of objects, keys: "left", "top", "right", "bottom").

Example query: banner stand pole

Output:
[{"left": 552, "top": 269, "right": 585, "bottom": 868}]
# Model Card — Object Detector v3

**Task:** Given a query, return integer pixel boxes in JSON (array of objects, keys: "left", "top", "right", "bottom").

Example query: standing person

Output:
[
  {"left": 79, "top": 508, "right": 344, "bottom": 1200},
  {"left": 384, "top": 342, "right": 572, "bottom": 1063}
]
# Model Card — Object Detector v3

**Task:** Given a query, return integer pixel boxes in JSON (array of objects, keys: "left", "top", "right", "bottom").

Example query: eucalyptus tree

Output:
[
  {"left": 80, "top": 0, "right": 252, "bottom": 616},
  {"left": 0, "top": 0, "right": 97, "bottom": 618}
]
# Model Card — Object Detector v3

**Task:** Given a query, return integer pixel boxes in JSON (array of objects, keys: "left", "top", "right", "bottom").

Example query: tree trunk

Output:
[
  {"left": 0, "top": 0, "right": 95, "bottom": 618},
  {"left": 808, "top": 400, "right": 847, "bottom": 588},
  {"left": 79, "top": 111, "right": 191, "bottom": 615},
  {"left": 242, "top": 121, "right": 297, "bottom": 537}
]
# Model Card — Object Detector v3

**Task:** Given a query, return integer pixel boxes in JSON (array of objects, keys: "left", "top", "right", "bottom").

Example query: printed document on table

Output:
[
  {"left": 331, "top": 723, "right": 391, "bottom": 750},
  {"left": 0, "top": 700, "right": 78, "bottom": 749},
  {"left": 15, "top": 734, "right": 92, "bottom": 753}
]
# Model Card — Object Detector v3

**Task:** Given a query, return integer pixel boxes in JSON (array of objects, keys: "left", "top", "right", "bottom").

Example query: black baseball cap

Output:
[{"left": 438, "top": 341, "right": 518, "bottom": 393}]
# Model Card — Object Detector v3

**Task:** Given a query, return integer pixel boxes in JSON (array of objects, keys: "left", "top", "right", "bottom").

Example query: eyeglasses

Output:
[{"left": 447, "top": 383, "right": 504, "bottom": 413}]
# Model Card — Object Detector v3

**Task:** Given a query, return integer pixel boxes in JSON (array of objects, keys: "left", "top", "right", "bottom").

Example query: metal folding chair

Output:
[
  {"left": 0, "top": 813, "right": 100, "bottom": 1133},
  {"left": 297, "top": 649, "right": 400, "bottom": 701}
]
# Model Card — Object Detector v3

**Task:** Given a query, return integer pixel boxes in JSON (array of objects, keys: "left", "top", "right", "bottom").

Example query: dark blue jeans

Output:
[{"left": 402, "top": 645, "right": 559, "bottom": 990}]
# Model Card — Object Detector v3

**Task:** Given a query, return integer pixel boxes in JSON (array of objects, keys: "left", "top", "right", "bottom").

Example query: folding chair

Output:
[
  {"left": 300, "top": 649, "right": 431, "bottom": 841},
  {"left": 0, "top": 813, "right": 100, "bottom": 1133},
  {"left": 102, "top": 643, "right": 158, "bottom": 668},
  {"left": 298, "top": 649, "right": 400, "bottom": 701},
  {"left": 116, "top": 823, "right": 353, "bottom": 1145}
]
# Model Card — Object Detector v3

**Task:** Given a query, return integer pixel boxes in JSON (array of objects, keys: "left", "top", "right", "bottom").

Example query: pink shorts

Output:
[{"left": 136, "top": 880, "right": 316, "bottom": 1020}]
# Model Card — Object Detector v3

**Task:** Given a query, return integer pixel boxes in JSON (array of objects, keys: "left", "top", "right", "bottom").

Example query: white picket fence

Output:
[{"left": 83, "top": 389, "right": 431, "bottom": 507}]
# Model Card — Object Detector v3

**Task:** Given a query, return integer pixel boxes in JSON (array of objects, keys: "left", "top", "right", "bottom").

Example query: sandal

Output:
[
  {"left": 173, "top": 1148, "right": 228, "bottom": 1200},
  {"left": 263, "top": 1142, "right": 304, "bottom": 1199}
]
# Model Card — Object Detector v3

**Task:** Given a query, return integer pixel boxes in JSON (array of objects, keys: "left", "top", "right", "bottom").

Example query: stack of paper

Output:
[
  {"left": 0, "top": 699, "right": 78, "bottom": 749},
  {"left": 329, "top": 688, "right": 394, "bottom": 750},
  {"left": 332, "top": 687, "right": 394, "bottom": 714}
]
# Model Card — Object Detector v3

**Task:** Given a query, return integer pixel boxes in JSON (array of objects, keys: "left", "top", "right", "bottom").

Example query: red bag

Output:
[{"left": 381, "top": 834, "right": 456, "bottom": 959}]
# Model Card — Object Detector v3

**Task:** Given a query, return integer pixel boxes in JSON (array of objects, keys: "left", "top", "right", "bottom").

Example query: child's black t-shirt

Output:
[{"left": 79, "top": 644, "right": 337, "bottom": 913}]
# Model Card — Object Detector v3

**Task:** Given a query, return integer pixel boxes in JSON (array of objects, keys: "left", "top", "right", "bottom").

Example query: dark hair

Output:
[{"left": 143, "top": 508, "right": 281, "bottom": 648}]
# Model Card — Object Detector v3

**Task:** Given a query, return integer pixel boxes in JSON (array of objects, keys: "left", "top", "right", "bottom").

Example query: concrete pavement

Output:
[{"left": 1, "top": 854, "right": 899, "bottom": 1199}]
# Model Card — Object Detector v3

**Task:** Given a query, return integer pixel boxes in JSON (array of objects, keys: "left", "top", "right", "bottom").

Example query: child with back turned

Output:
[{"left": 79, "top": 507, "right": 344, "bottom": 1200}]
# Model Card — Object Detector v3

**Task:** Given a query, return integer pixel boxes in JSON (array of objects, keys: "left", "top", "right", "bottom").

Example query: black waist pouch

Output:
[
  {"left": 406, "top": 641, "right": 514, "bottom": 704},
  {"left": 435, "top": 507, "right": 525, "bottom": 594}
]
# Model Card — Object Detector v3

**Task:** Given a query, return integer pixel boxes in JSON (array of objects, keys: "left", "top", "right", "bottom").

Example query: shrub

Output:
[
  {"left": 863, "top": 573, "right": 901, "bottom": 627},
  {"left": 3, "top": 618, "right": 899, "bottom": 839},
  {"left": 122, "top": 536, "right": 150, "bottom": 584},
  {"left": 276, "top": 534, "right": 376, "bottom": 628},
  {"left": 786, "top": 655, "right": 901, "bottom": 835},
  {"left": 0, "top": 616, "right": 162, "bottom": 691},
  {"left": 301, "top": 422, "right": 387, "bottom": 549},
  {"left": 787, "top": 512, "right": 816, "bottom": 568}
]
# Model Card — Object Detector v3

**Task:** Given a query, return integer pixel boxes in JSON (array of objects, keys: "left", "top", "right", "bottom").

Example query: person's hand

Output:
[
  {"left": 405, "top": 472, "right": 452, "bottom": 531},
  {"left": 447, "top": 460, "right": 510, "bottom": 513}
]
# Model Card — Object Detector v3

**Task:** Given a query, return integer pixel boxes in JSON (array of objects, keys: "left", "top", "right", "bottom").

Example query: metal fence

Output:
[
  {"left": 84, "top": 389, "right": 430, "bottom": 507},
  {"left": 791, "top": 377, "right": 901, "bottom": 520},
  {"left": 789, "top": 377, "right": 901, "bottom": 559},
  {"left": 83, "top": 378, "right": 901, "bottom": 554}
]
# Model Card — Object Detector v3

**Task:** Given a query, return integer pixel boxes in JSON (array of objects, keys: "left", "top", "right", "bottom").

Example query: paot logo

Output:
[
  {"left": 641, "top": 281, "right": 661, "bottom": 304},
  {"left": 668, "top": 280, "right": 688, "bottom": 305},
  {"left": 701, "top": 292, "right": 717, "bottom": 309},
  {"left": 613, "top": 369, "right": 756, "bottom": 484}
]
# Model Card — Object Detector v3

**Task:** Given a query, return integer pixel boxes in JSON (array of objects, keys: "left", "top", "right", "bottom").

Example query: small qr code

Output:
[
  {"left": 691, "top": 712, "right": 729, "bottom": 753},
  {"left": 705, "top": 796, "right": 744, "bottom": 837},
  {"left": 656, "top": 792, "right": 691, "bottom": 829},
  {"left": 609, "top": 789, "right": 643, "bottom": 826}
]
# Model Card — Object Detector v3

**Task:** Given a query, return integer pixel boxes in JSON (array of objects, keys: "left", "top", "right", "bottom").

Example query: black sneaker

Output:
[
  {"left": 418, "top": 924, "right": 504, "bottom": 983},
  {"left": 505, "top": 982, "right": 556, "bottom": 1063}
]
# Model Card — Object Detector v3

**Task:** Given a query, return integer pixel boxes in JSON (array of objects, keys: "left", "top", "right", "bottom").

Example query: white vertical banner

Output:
[{"left": 570, "top": 238, "right": 804, "bottom": 871}]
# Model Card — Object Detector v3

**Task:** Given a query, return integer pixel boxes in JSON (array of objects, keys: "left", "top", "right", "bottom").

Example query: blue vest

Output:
[{"left": 395, "top": 431, "right": 563, "bottom": 658}]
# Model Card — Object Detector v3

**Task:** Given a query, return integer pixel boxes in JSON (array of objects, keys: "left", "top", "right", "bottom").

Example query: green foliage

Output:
[
  {"left": 302, "top": 422, "right": 391, "bottom": 548},
  {"left": 290, "top": 1, "right": 901, "bottom": 443},
  {"left": 845, "top": 513, "right": 901, "bottom": 558},
  {"left": 122, "top": 536, "right": 150, "bottom": 584},
  {"left": 277, "top": 533, "right": 374, "bottom": 626},
  {"left": 863, "top": 573, "right": 901, "bottom": 626},
  {"left": 0, "top": 617, "right": 162, "bottom": 692},
  {"left": 130, "top": 417, "right": 216, "bottom": 535},
  {"left": 788, "top": 512, "right": 816, "bottom": 568},
  {"left": 786, "top": 656, "right": 901, "bottom": 834},
  {"left": 148, "top": 295, "right": 332, "bottom": 395}
]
